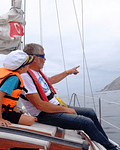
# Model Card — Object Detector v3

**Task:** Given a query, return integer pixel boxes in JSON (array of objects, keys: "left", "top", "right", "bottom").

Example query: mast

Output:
[{"left": 11, "top": 0, "right": 22, "bottom": 9}]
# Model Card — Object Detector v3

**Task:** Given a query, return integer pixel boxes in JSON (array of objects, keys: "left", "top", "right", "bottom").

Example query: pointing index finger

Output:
[{"left": 76, "top": 65, "right": 80, "bottom": 69}]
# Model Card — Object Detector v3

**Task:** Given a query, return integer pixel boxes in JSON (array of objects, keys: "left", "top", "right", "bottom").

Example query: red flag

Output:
[{"left": 9, "top": 22, "right": 24, "bottom": 39}]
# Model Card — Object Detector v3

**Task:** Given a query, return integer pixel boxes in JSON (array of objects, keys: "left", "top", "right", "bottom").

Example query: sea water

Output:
[{"left": 60, "top": 90, "right": 120, "bottom": 145}]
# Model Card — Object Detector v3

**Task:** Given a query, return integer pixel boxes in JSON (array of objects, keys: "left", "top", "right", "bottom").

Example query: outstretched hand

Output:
[{"left": 68, "top": 65, "right": 80, "bottom": 75}]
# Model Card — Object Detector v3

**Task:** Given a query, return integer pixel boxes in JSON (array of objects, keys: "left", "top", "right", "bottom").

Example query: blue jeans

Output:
[{"left": 37, "top": 106, "right": 116, "bottom": 150}]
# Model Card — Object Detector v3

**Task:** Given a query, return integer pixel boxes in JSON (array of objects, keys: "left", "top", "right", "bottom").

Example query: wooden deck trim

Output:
[
  {"left": 0, "top": 138, "right": 45, "bottom": 149},
  {"left": 49, "top": 142, "right": 82, "bottom": 150}
]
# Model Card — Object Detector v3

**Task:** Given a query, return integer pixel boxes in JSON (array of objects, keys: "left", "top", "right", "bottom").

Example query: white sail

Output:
[{"left": 0, "top": 0, "right": 25, "bottom": 54}]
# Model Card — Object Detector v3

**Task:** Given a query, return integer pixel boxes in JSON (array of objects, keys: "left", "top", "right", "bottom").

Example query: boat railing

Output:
[
  {"left": 65, "top": 93, "right": 120, "bottom": 136},
  {"left": 69, "top": 93, "right": 80, "bottom": 107},
  {"left": 98, "top": 97, "right": 120, "bottom": 129}
]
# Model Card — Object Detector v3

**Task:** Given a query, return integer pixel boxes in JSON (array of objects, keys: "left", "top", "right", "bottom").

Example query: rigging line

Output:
[
  {"left": 99, "top": 98, "right": 120, "bottom": 106},
  {"left": 39, "top": 0, "right": 46, "bottom": 74},
  {"left": 54, "top": 0, "right": 70, "bottom": 100},
  {"left": 72, "top": 0, "right": 86, "bottom": 105},
  {"left": 23, "top": 0, "right": 26, "bottom": 47},
  {"left": 101, "top": 118, "right": 120, "bottom": 131},
  {"left": 72, "top": 0, "right": 83, "bottom": 47},
  {"left": 81, "top": 0, "right": 86, "bottom": 107},
  {"left": 39, "top": 0, "right": 43, "bottom": 46},
  {"left": 11, "top": 0, "right": 13, "bottom": 6},
  {"left": 77, "top": 93, "right": 120, "bottom": 106},
  {"left": 72, "top": 0, "right": 96, "bottom": 112},
  {"left": 84, "top": 53, "right": 96, "bottom": 112}
]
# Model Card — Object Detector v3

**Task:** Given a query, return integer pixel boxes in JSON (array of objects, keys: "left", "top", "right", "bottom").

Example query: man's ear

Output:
[
  {"left": 34, "top": 59, "right": 36, "bottom": 62},
  {"left": 34, "top": 55, "right": 37, "bottom": 62}
]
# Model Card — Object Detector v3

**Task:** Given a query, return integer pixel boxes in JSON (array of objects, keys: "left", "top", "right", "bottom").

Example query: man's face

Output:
[{"left": 35, "top": 49, "right": 46, "bottom": 70}]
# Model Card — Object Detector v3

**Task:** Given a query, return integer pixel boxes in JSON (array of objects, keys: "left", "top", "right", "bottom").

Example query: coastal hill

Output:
[{"left": 101, "top": 76, "right": 120, "bottom": 91}]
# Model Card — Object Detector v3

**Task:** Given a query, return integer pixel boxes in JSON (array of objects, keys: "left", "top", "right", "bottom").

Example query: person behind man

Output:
[
  {"left": 0, "top": 50, "right": 37, "bottom": 127},
  {"left": 21, "top": 43, "right": 117, "bottom": 150}
]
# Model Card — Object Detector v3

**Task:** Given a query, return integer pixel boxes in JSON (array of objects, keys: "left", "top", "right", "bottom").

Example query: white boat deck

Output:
[
  {"left": 0, "top": 122, "right": 88, "bottom": 150},
  {"left": 0, "top": 122, "right": 114, "bottom": 150},
  {"left": 10, "top": 122, "right": 57, "bottom": 136}
]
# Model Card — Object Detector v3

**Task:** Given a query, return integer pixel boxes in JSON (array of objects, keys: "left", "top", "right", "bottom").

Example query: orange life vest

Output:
[
  {"left": 26, "top": 68, "right": 56, "bottom": 102},
  {"left": 0, "top": 68, "right": 24, "bottom": 110}
]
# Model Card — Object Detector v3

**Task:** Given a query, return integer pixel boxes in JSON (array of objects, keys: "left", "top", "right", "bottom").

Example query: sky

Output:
[{"left": 0, "top": 0, "right": 120, "bottom": 97}]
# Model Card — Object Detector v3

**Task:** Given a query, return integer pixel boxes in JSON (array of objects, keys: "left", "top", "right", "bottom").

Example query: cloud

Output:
[{"left": 0, "top": 0, "right": 120, "bottom": 95}]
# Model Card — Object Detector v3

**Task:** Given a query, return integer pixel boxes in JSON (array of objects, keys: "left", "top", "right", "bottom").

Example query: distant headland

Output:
[{"left": 100, "top": 76, "right": 120, "bottom": 91}]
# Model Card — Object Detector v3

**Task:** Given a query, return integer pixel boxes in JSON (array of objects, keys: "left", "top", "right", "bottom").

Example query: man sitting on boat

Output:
[
  {"left": 0, "top": 50, "right": 37, "bottom": 127},
  {"left": 20, "top": 43, "right": 118, "bottom": 150}
]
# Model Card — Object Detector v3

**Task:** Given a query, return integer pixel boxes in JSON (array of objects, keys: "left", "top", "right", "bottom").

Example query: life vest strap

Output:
[
  {"left": 27, "top": 69, "right": 49, "bottom": 102},
  {"left": 2, "top": 104, "right": 14, "bottom": 112},
  {"left": 23, "top": 86, "right": 28, "bottom": 93},
  {"left": 20, "top": 94, "right": 28, "bottom": 101},
  {"left": 47, "top": 92, "right": 54, "bottom": 100},
  {"left": 20, "top": 92, "right": 54, "bottom": 101},
  {"left": 4, "top": 95, "right": 19, "bottom": 101},
  {"left": 39, "top": 70, "right": 56, "bottom": 94}
]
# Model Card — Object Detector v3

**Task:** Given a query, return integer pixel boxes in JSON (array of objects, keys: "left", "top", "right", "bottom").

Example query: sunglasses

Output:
[{"left": 35, "top": 54, "right": 45, "bottom": 59}]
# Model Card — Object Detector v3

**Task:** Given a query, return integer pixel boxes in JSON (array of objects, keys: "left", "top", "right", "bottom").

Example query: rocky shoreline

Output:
[{"left": 101, "top": 76, "right": 120, "bottom": 91}]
